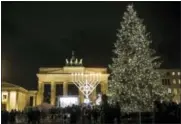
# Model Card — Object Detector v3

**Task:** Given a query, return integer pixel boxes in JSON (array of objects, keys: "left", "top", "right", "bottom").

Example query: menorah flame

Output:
[{"left": 71, "top": 73, "right": 101, "bottom": 99}]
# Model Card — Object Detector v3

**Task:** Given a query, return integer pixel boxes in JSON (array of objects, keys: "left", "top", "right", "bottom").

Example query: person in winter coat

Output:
[
  {"left": 70, "top": 107, "right": 77, "bottom": 124},
  {"left": 115, "top": 102, "right": 121, "bottom": 124},
  {"left": 2, "top": 110, "right": 9, "bottom": 124},
  {"left": 9, "top": 110, "right": 16, "bottom": 124},
  {"left": 92, "top": 106, "right": 98, "bottom": 124}
]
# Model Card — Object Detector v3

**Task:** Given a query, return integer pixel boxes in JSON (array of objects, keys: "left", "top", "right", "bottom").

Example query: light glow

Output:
[
  {"left": 173, "top": 89, "right": 177, "bottom": 95},
  {"left": 178, "top": 72, "right": 180, "bottom": 75},
  {"left": 173, "top": 79, "right": 176, "bottom": 84},
  {"left": 84, "top": 98, "right": 90, "bottom": 104},
  {"left": 168, "top": 88, "right": 171, "bottom": 93},
  {"left": 59, "top": 97, "right": 79, "bottom": 108}
]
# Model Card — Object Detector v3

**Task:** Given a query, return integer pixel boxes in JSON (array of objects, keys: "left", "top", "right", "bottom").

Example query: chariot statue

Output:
[{"left": 65, "top": 51, "right": 83, "bottom": 66}]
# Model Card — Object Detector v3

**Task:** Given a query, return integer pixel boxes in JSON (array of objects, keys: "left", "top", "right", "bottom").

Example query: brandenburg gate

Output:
[{"left": 36, "top": 52, "right": 109, "bottom": 105}]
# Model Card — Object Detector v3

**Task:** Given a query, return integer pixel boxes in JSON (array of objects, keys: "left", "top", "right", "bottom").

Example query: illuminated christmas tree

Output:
[{"left": 108, "top": 4, "right": 170, "bottom": 112}]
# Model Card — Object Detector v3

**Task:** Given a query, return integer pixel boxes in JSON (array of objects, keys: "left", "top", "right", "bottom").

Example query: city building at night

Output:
[
  {"left": 2, "top": 54, "right": 180, "bottom": 110},
  {"left": 160, "top": 69, "right": 181, "bottom": 103},
  {"left": 36, "top": 53, "right": 109, "bottom": 106},
  {"left": 1, "top": 82, "right": 37, "bottom": 111},
  {"left": 36, "top": 54, "right": 181, "bottom": 106}
]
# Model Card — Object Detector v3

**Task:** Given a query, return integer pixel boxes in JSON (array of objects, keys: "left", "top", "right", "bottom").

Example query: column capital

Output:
[{"left": 51, "top": 81, "right": 56, "bottom": 86}]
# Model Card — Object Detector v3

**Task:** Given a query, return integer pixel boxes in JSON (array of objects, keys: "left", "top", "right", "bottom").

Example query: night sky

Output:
[{"left": 1, "top": 2, "right": 180, "bottom": 90}]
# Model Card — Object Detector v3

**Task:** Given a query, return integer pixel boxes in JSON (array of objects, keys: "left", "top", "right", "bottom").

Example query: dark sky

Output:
[{"left": 1, "top": 2, "right": 180, "bottom": 90}]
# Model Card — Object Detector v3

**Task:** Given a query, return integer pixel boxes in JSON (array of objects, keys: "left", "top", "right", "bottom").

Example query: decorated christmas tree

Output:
[{"left": 108, "top": 4, "right": 170, "bottom": 112}]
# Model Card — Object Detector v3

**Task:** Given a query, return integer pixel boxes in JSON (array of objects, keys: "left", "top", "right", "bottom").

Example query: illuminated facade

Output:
[
  {"left": 2, "top": 52, "right": 180, "bottom": 109},
  {"left": 2, "top": 82, "right": 37, "bottom": 111},
  {"left": 160, "top": 69, "right": 181, "bottom": 103},
  {"left": 36, "top": 52, "right": 109, "bottom": 106},
  {"left": 36, "top": 51, "right": 181, "bottom": 106}
]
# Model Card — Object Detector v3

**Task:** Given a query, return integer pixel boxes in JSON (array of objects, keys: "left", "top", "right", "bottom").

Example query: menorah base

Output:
[{"left": 84, "top": 98, "right": 90, "bottom": 104}]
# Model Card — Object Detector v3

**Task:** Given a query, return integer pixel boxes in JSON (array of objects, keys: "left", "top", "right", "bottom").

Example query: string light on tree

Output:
[{"left": 108, "top": 4, "right": 170, "bottom": 112}]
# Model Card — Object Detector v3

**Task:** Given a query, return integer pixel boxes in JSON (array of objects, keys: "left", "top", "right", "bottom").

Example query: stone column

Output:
[
  {"left": 92, "top": 89, "right": 97, "bottom": 101},
  {"left": 51, "top": 82, "right": 56, "bottom": 105},
  {"left": 79, "top": 90, "right": 84, "bottom": 103},
  {"left": 33, "top": 96, "right": 36, "bottom": 106},
  {"left": 63, "top": 82, "right": 68, "bottom": 96},
  {"left": 101, "top": 83, "right": 104, "bottom": 94},
  {"left": 104, "top": 81, "right": 108, "bottom": 94},
  {"left": 101, "top": 81, "right": 108, "bottom": 95},
  {"left": 37, "top": 81, "right": 44, "bottom": 105},
  {"left": 8, "top": 91, "right": 10, "bottom": 111},
  {"left": 16, "top": 92, "right": 19, "bottom": 110}
]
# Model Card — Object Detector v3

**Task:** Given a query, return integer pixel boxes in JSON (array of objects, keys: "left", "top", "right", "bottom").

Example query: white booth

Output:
[{"left": 58, "top": 96, "right": 79, "bottom": 108}]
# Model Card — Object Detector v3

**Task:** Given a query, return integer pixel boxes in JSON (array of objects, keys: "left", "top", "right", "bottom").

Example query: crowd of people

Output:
[
  {"left": 1, "top": 102, "right": 121, "bottom": 124},
  {"left": 2, "top": 109, "right": 25, "bottom": 124},
  {"left": 1, "top": 96, "right": 181, "bottom": 124},
  {"left": 154, "top": 100, "right": 181, "bottom": 123}
]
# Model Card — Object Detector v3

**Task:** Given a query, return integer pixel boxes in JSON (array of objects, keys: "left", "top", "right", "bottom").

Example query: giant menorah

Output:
[{"left": 71, "top": 73, "right": 101, "bottom": 100}]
